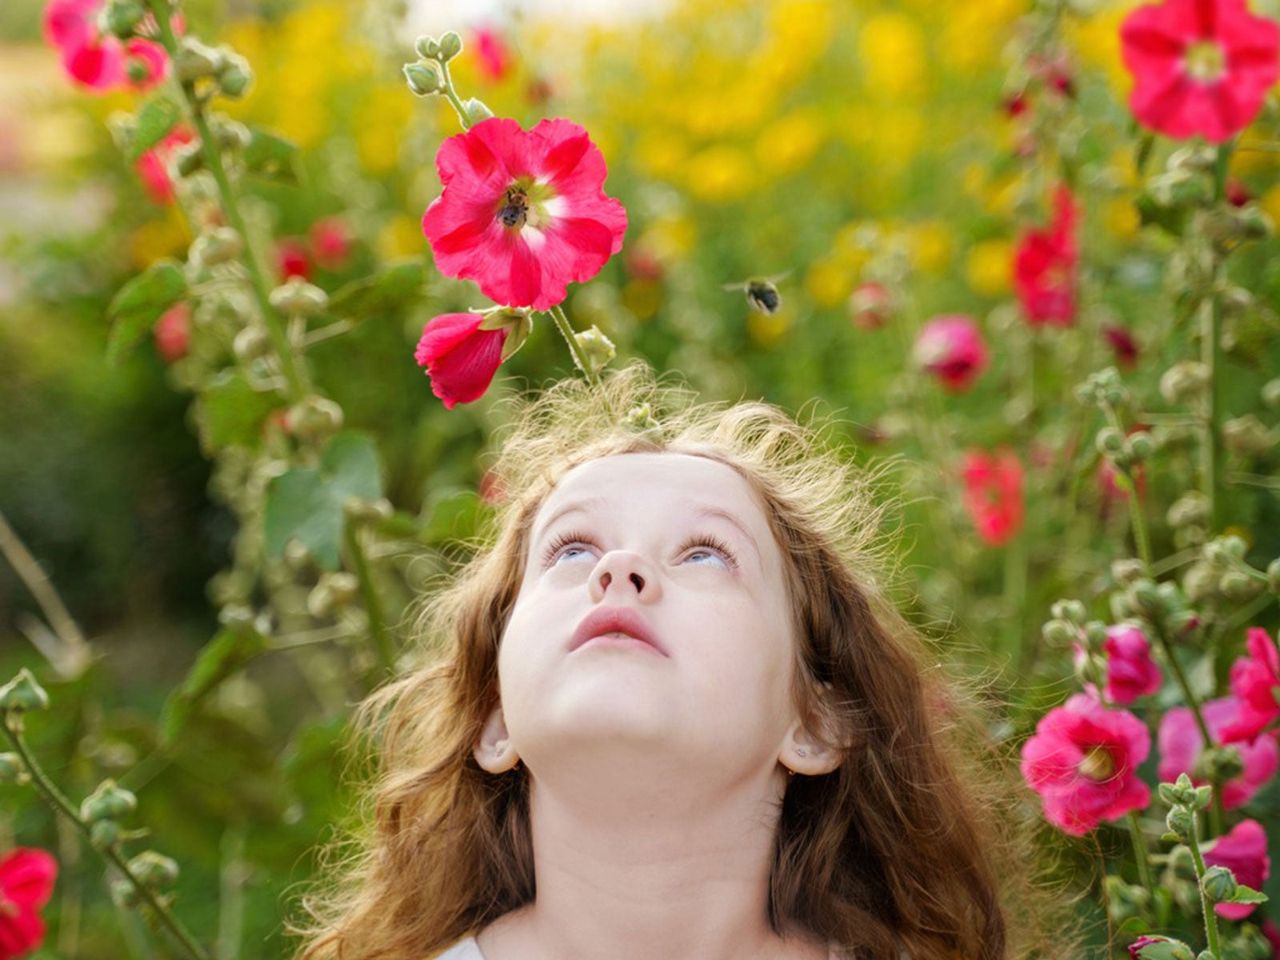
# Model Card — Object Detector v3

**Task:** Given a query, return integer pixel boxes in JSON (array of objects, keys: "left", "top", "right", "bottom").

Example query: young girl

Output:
[{"left": 290, "top": 360, "right": 1078, "bottom": 960}]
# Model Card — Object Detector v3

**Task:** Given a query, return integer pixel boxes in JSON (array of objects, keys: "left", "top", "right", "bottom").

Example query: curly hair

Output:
[{"left": 286, "top": 358, "right": 1084, "bottom": 960}]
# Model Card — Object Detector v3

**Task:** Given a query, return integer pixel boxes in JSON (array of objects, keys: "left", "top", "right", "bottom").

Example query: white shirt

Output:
[{"left": 431, "top": 935, "right": 851, "bottom": 959}]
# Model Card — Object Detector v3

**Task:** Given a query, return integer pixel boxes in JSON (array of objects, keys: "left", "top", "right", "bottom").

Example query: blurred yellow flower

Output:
[
  {"left": 1258, "top": 183, "right": 1280, "bottom": 234},
  {"left": 635, "top": 134, "right": 689, "bottom": 181},
  {"left": 859, "top": 13, "right": 928, "bottom": 99},
  {"left": 356, "top": 85, "right": 412, "bottom": 175},
  {"left": 1102, "top": 198, "right": 1141, "bottom": 239},
  {"left": 622, "top": 279, "right": 663, "bottom": 320},
  {"left": 907, "top": 221, "right": 954, "bottom": 274},
  {"left": 1066, "top": 2, "right": 1138, "bottom": 106},
  {"left": 755, "top": 110, "right": 825, "bottom": 175},
  {"left": 378, "top": 214, "right": 424, "bottom": 260},
  {"left": 684, "top": 145, "right": 757, "bottom": 203},
  {"left": 965, "top": 238, "right": 1013, "bottom": 296},
  {"left": 645, "top": 215, "right": 698, "bottom": 259},
  {"left": 130, "top": 208, "right": 190, "bottom": 269},
  {"left": 805, "top": 255, "right": 854, "bottom": 308},
  {"left": 746, "top": 303, "right": 793, "bottom": 348},
  {"left": 940, "top": 0, "right": 1024, "bottom": 72}
]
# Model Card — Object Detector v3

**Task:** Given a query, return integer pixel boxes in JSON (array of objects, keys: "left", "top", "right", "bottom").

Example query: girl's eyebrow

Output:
[{"left": 532, "top": 497, "right": 761, "bottom": 563}]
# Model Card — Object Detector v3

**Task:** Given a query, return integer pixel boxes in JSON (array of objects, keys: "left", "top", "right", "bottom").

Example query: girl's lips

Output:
[{"left": 569, "top": 605, "right": 668, "bottom": 655}]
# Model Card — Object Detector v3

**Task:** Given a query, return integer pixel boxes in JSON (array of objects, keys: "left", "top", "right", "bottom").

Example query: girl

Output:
[{"left": 290, "top": 360, "right": 1079, "bottom": 960}]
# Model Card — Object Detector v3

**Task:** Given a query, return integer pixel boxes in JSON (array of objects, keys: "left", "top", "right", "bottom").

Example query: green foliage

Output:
[{"left": 105, "top": 261, "right": 187, "bottom": 365}]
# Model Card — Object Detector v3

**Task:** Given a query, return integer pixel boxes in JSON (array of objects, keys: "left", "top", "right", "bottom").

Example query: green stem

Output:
[
  {"left": 1102, "top": 407, "right": 1153, "bottom": 571},
  {"left": 1201, "top": 144, "right": 1233, "bottom": 534},
  {"left": 2, "top": 715, "right": 211, "bottom": 960},
  {"left": 343, "top": 524, "right": 394, "bottom": 677},
  {"left": 438, "top": 60, "right": 472, "bottom": 131},
  {"left": 1186, "top": 813, "right": 1223, "bottom": 959},
  {"left": 1125, "top": 811, "right": 1156, "bottom": 909},
  {"left": 547, "top": 303, "right": 601, "bottom": 385},
  {"left": 148, "top": 3, "right": 308, "bottom": 403}
]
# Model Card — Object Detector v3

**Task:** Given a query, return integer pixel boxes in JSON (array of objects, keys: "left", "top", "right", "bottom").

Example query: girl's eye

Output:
[{"left": 540, "top": 530, "right": 739, "bottom": 570}]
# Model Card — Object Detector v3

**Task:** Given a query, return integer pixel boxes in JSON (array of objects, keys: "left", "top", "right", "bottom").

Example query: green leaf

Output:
[
  {"left": 1225, "top": 883, "right": 1268, "bottom": 904},
  {"left": 194, "top": 369, "right": 282, "bottom": 455},
  {"left": 129, "top": 96, "right": 182, "bottom": 160},
  {"left": 263, "top": 430, "right": 382, "bottom": 570},
  {"left": 159, "top": 626, "right": 268, "bottom": 748},
  {"left": 1135, "top": 940, "right": 1193, "bottom": 960},
  {"left": 243, "top": 127, "right": 299, "bottom": 183},
  {"left": 328, "top": 260, "right": 425, "bottom": 318},
  {"left": 419, "top": 488, "right": 486, "bottom": 546},
  {"left": 105, "top": 260, "right": 187, "bottom": 365}
]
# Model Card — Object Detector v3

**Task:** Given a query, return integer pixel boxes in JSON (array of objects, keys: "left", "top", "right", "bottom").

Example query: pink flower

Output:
[
  {"left": 961, "top": 448, "right": 1024, "bottom": 546},
  {"left": 913, "top": 314, "right": 988, "bottom": 392},
  {"left": 1203, "top": 818, "right": 1270, "bottom": 920},
  {"left": 309, "top": 216, "right": 353, "bottom": 271},
  {"left": 42, "top": 0, "right": 169, "bottom": 92},
  {"left": 849, "top": 281, "right": 894, "bottom": 330},
  {"left": 1119, "top": 0, "right": 1280, "bottom": 144},
  {"left": 276, "top": 240, "right": 311, "bottom": 281},
  {"left": 1020, "top": 692, "right": 1152, "bottom": 836},
  {"left": 1129, "top": 936, "right": 1175, "bottom": 959},
  {"left": 1014, "top": 184, "right": 1079, "bottom": 327},
  {"left": 414, "top": 313, "right": 509, "bottom": 409},
  {"left": 1262, "top": 918, "right": 1280, "bottom": 954},
  {"left": 1158, "top": 696, "right": 1279, "bottom": 808},
  {"left": 1104, "top": 625, "right": 1163, "bottom": 705},
  {"left": 0, "top": 848, "right": 58, "bottom": 959},
  {"left": 472, "top": 26, "right": 513, "bottom": 83},
  {"left": 1220, "top": 627, "right": 1280, "bottom": 743},
  {"left": 422, "top": 117, "right": 628, "bottom": 311},
  {"left": 134, "top": 126, "right": 194, "bottom": 205},
  {"left": 153, "top": 302, "right": 191, "bottom": 363}
]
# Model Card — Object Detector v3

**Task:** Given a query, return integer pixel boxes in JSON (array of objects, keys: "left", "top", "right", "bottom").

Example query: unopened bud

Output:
[
  {"left": 1223, "top": 414, "right": 1274, "bottom": 455},
  {"left": 1042, "top": 619, "right": 1078, "bottom": 647},
  {"left": 1160, "top": 361, "right": 1209, "bottom": 404},
  {"left": 190, "top": 227, "right": 242, "bottom": 267},
  {"left": 403, "top": 62, "right": 441, "bottom": 96},
  {"left": 463, "top": 97, "right": 495, "bottom": 125},
  {"left": 1219, "top": 570, "right": 1258, "bottom": 600},
  {"left": 1127, "top": 579, "right": 1164, "bottom": 618},
  {"left": 217, "top": 54, "right": 253, "bottom": 99},
  {"left": 269, "top": 277, "right": 328, "bottom": 317},
  {"left": 0, "top": 752, "right": 27, "bottom": 784},
  {"left": 437, "top": 31, "right": 463, "bottom": 61},
  {"left": 233, "top": 325, "right": 272, "bottom": 363},
  {"left": 1111, "top": 558, "right": 1145, "bottom": 586},
  {"left": 574, "top": 326, "right": 616, "bottom": 377},
  {"left": 0, "top": 669, "right": 50, "bottom": 713},
  {"left": 100, "top": 0, "right": 145, "bottom": 38},
  {"left": 175, "top": 38, "right": 225, "bottom": 83},
  {"left": 1168, "top": 492, "right": 1210, "bottom": 529},
  {"left": 1129, "top": 431, "right": 1155, "bottom": 462},
  {"left": 414, "top": 35, "right": 439, "bottom": 58},
  {"left": 128, "top": 851, "right": 180, "bottom": 889},
  {"left": 1165, "top": 805, "right": 1195, "bottom": 838},
  {"left": 1202, "top": 865, "right": 1238, "bottom": 903},
  {"left": 90, "top": 819, "right": 121, "bottom": 850},
  {"left": 1051, "top": 599, "right": 1088, "bottom": 624},
  {"left": 1262, "top": 379, "right": 1280, "bottom": 410},
  {"left": 213, "top": 117, "right": 251, "bottom": 152},
  {"left": 285, "top": 396, "right": 344, "bottom": 443},
  {"left": 80, "top": 779, "right": 137, "bottom": 823}
]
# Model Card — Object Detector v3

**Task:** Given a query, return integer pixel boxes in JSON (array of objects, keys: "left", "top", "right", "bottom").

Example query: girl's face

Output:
[{"left": 485, "top": 451, "right": 806, "bottom": 786}]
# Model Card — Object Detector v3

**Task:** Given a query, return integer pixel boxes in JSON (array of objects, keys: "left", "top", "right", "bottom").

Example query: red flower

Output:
[
  {"left": 1103, "top": 325, "right": 1140, "bottom": 370},
  {"left": 1120, "top": 0, "right": 1280, "bottom": 143},
  {"left": 1225, "top": 177, "right": 1251, "bottom": 206},
  {"left": 153, "top": 302, "right": 191, "bottom": 363},
  {"left": 1203, "top": 818, "right": 1271, "bottom": 920},
  {"left": 309, "top": 216, "right": 353, "bottom": 271},
  {"left": 422, "top": 117, "right": 628, "bottom": 311},
  {"left": 134, "top": 126, "right": 194, "bottom": 204},
  {"left": 414, "top": 312, "right": 511, "bottom": 409},
  {"left": 1103, "top": 625, "right": 1163, "bottom": 704},
  {"left": 961, "top": 448, "right": 1024, "bottom": 546},
  {"left": 42, "top": 0, "right": 169, "bottom": 92},
  {"left": 849, "top": 281, "right": 895, "bottom": 330},
  {"left": 1014, "top": 184, "right": 1079, "bottom": 327},
  {"left": 1220, "top": 627, "right": 1280, "bottom": 742},
  {"left": 276, "top": 240, "right": 311, "bottom": 281},
  {"left": 0, "top": 847, "right": 58, "bottom": 958},
  {"left": 913, "top": 314, "right": 989, "bottom": 392},
  {"left": 1158, "top": 696, "right": 1279, "bottom": 808},
  {"left": 1020, "top": 692, "right": 1152, "bottom": 836},
  {"left": 472, "top": 26, "right": 513, "bottom": 83}
]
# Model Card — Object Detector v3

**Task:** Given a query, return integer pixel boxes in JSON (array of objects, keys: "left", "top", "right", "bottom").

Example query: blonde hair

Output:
[{"left": 288, "top": 359, "right": 1083, "bottom": 960}]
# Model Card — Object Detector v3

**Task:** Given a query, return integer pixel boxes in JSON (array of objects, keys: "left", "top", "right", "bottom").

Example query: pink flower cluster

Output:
[
  {"left": 0, "top": 848, "right": 57, "bottom": 959},
  {"left": 42, "top": 0, "right": 171, "bottom": 92}
]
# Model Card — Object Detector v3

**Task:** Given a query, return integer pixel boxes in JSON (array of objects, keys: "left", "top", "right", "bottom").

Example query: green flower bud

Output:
[
  {"left": 1042, "top": 619, "right": 1078, "bottom": 647},
  {"left": 0, "top": 752, "right": 28, "bottom": 785},
  {"left": 90, "top": 819, "right": 121, "bottom": 850},
  {"left": 175, "top": 38, "right": 225, "bottom": 83},
  {"left": 0, "top": 669, "right": 50, "bottom": 713},
  {"left": 217, "top": 54, "right": 253, "bottom": 99},
  {"left": 1165, "top": 805, "right": 1194, "bottom": 839},
  {"left": 1159, "top": 774, "right": 1197, "bottom": 806},
  {"left": 268, "top": 277, "right": 329, "bottom": 317},
  {"left": 285, "top": 396, "right": 344, "bottom": 443},
  {"left": 1111, "top": 559, "right": 1145, "bottom": 586},
  {"left": 623, "top": 402, "right": 662, "bottom": 434},
  {"left": 1084, "top": 620, "right": 1109, "bottom": 648},
  {"left": 100, "top": 0, "right": 145, "bottom": 38},
  {"left": 1262, "top": 379, "right": 1280, "bottom": 410},
  {"left": 1183, "top": 562, "right": 1217, "bottom": 602},
  {"left": 213, "top": 116, "right": 251, "bottom": 151},
  {"left": 1168, "top": 492, "right": 1210, "bottom": 529},
  {"left": 1221, "top": 535, "right": 1247, "bottom": 561},
  {"left": 1051, "top": 599, "right": 1089, "bottom": 624},
  {"left": 190, "top": 227, "right": 242, "bottom": 268},
  {"left": 403, "top": 62, "right": 441, "bottom": 96},
  {"left": 233, "top": 325, "right": 272, "bottom": 363},
  {"left": 1223, "top": 414, "right": 1274, "bottom": 455},
  {"left": 1110, "top": 591, "right": 1135, "bottom": 621},
  {"left": 110, "top": 875, "right": 142, "bottom": 907},
  {"left": 1127, "top": 579, "right": 1163, "bottom": 618},
  {"left": 1267, "top": 558, "right": 1280, "bottom": 595},
  {"left": 343, "top": 496, "right": 394, "bottom": 525},
  {"left": 1160, "top": 361, "right": 1209, "bottom": 404},
  {"left": 306, "top": 582, "right": 335, "bottom": 619},
  {"left": 1219, "top": 571, "right": 1258, "bottom": 600},
  {"left": 326, "top": 572, "right": 360, "bottom": 608},
  {"left": 1205, "top": 745, "right": 1245, "bottom": 782},
  {"left": 463, "top": 97, "right": 495, "bottom": 125},
  {"left": 437, "top": 31, "right": 463, "bottom": 61},
  {"left": 80, "top": 779, "right": 137, "bottom": 823},
  {"left": 575, "top": 325, "right": 616, "bottom": 378},
  {"left": 128, "top": 850, "right": 180, "bottom": 889},
  {"left": 1129, "top": 431, "right": 1155, "bottom": 462},
  {"left": 173, "top": 140, "right": 204, "bottom": 177},
  {"left": 1202, "top": 864, "right": 1238, "bottom": 903},
  {"left": 414, "top": 35, "right": 439, "bottom": 58}
]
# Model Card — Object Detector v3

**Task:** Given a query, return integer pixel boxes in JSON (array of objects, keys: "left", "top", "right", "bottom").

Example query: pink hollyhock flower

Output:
[
  {"left": 849, "top": 281, "right": 894, "bottom": 330},
  {"left": 0, "top": 847, "right": 58, "bottom": 958},
  {"left": 309, "top": 216, "right": 353, "bottom": 271},
  {"left": 276, "top": 240, "right": 311, "bottom": 281},
  {"left": 1020, "top": 692, "right": 1152, "bottom": 836},
  {"left": 421, "top": 117, "right": 628, "bottom": 311},
  {"left": 1262, "top": 918, "right": 1280, "bottom": 954},
  {"left": 134, "top": 126, "right": 194, "bottom": 205},
  {"left": 961, "top": 448, "right": 1024, "bottom": 546},
  {"left": 1202, "top": 818, "right": 1270, "bottom": 920},
  {"left": 1129, "top": 936, "right": 1176, "bottom": 959},
  {"left": 415, "top": 313, "right": 509, "bottom": 410},
  {"left": 1103, "top": 325, "right": 1140, "bottom": 370},
  {"left": 913, "top": 314, "right": 988, "bottom": 392},
  {"left": 153, "top": 302, "right": 191, "bottom": 363},
  {"left": 1220, "top": 627, "right": 1280, "bottom": 743},
  {"left": 42, "top": 0, "right": 169, "bottom": 92},
  {"left": 1119, "top": 0, "right": 1280, "bottom": 144},
  {"left": 1014, "top": 184, "right": 1078, "bottom": 327},
  {"left": 1158, "top": 696, "right": 1279, "bottom": 808},
  {"left": 1103, "top": 625, "right": 1163, "bottom": 705},
  {"left": 472, "top": 26, "right": 513, "bottom": 83}
]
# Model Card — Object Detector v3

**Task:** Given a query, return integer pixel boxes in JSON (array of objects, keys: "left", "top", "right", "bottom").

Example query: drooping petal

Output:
[{"left": 414, "top": 313, "right": 508, "bottom": 409}]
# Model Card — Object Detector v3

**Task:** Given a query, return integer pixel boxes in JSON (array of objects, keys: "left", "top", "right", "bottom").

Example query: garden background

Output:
[{"left": 1, "top": 0, "right": 1279, "bottom": 956}]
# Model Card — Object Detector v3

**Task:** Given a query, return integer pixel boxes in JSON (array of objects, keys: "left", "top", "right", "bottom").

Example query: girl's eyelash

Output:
[{"left": 540, "top": 529, "right": 739, "bottom": 569}]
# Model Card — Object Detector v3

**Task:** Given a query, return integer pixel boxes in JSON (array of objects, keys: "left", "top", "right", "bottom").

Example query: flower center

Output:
[
  {"left": 1078, "top": 745, "right": 1116, "bottom": 782},
  {"left": 497, "top": 186, "right": 529, "bottom": 229},
  {"left": 1184, "top": 41, "right": 1226, "bottom": 83}
]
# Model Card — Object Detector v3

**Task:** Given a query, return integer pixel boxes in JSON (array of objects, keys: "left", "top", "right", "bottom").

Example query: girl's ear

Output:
[
  {"left": 474, "top": 702, "right": 522, "bottom": 773},
  {"left": 780, "top": 680, "right": 854, "bottom": 777}
]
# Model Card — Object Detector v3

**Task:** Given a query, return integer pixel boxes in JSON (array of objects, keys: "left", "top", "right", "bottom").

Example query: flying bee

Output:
[{"left": 723, "top": 272, "right": 791, "bottom": 315}]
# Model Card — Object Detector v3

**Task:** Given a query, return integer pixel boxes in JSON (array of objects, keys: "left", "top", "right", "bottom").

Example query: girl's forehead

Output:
[{"left": 539, "top": 452, "right": 762, "bottom": 519}]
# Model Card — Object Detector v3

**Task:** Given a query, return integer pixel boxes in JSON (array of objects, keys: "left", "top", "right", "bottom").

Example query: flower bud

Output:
[
  {"left": 1160, "top": 361, "right": 1209, "bottom": 404},
  {"left": 233, "top": 325, "right": 272, "bottom": 363},
  {"left": 0, "top": 669, "right": 50, "bottom": 713},
  {"left": 1223, "top": 414, "right": 1274, "bottom": 455},
  {"left": 414, "top": 35, "right": 439, "bottom": 58},
  {"left": 1051, "top": 599, "right": 1089, "bottom": 624},
  {"left": 307, "top": 582, "right": 335, "bottom": 618},
  {"left": 574, "top": 326, "right": 617, "bottom": 378},
  {"left": 80, "top": 779, "right": 138, "bottom": 822},
  {"left": 1267, "top": 558, "right": 1280, "bottom": 595},
  {"left": 1083, "top": 620, "right": 1109, "bottom": 649},
  {"left": 1111, "top": 558, "right": 1145, "bottom": 586},
  {"left": 285, "top": 396, "right": 344, "bottom": 443},
  {"left": 343, "top": 496, "right": 394, "bottom": 525},
  {"left": 623, "top": 402, "right": 662, "bottom": 434},
  {"left": 1219, "top": 571, "right": 1258, "bottom": 600},
  {"left": 269, "top": 277, "right": 329, "bottom": 317},
  {"left": 212, "top": 116, "right": 251, "bottom": 152},
  {"left": 1128, "top": 431, "right": 1155, "bottom": 462},
  {"left": 1262, "top": 379, "right": 1280, "bottom": 410},
  {"left": 1205, "top": 745, "right": 1244, "bottom": 782},
  {"left": 1165, "top": 805, "right": 1194, "bottom": 839},
  {"left": 175, "top": 38, "right": 226, "bottom": 83},
  {"left": 1042, "top": 618, "right": 1078, "bottom": 647},
  {"left": 90, "top": 819, "right": 121, "bottom": 850},
  {"left": 1181, "top": 562, "right": 1216, "bottom": 602},
  {"left": 1202, "top": 864, "right": 1238, "bottom": 903},
  {"left": 403, "top": 62, "right": 441, "bottom": 96},
  {"left": 100, "top": 0, "right": 145, "bottom": 39},
  {"left": 0, "top": 752, "right": 28, "bottom": 785},
  {"left": 174, "top": 140, "right": 205, "bottom": 177},
  {"left": 190, "top": 227, "right": 243, "bottom": 268},
  {"left": 1094, "top": 428, "right": 1122, "bottom": 458},
  {"left": 1127, "top": 579, "right": 1163, "bottom": 618},
  {"left": 1167, "top": 492, "right": 1210, "bottom": 529},
  {"left": 217, "top": 53, "right": 253, "bottom": 99},
  {"left": 128, "top": 851, "right": 180, "bottom": 889},
  {"left": 463, "top": 97, "right": 495, "bottom": 125},
  {"left": 437, "top": 31, "right": 463, "bottom": 61}
]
